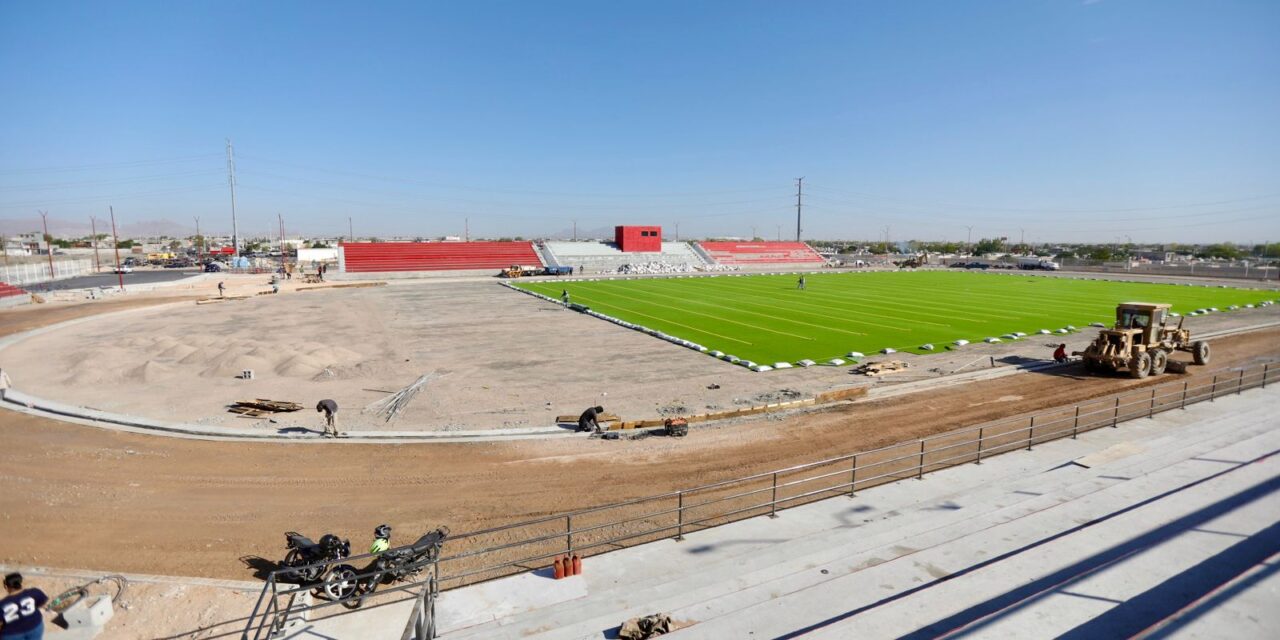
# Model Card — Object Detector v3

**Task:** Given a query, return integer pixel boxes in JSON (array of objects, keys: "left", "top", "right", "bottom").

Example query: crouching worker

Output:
[
  {"left": 578, "top": 405, "right": 605, "bottom": 434},
  {"left": 2, "top": 573, "right": 48, "bottom": 640},
  {"left": 1053, "top": 343, "right": 1068, "bottom": 364},
  {"left": 316, "top": 398, "right": 339, "bottom": 437}
]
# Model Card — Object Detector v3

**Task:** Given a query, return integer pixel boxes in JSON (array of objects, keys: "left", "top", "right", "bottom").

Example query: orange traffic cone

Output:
[{"left": 553, "top": 555, "right": 565, "bottom": 579}]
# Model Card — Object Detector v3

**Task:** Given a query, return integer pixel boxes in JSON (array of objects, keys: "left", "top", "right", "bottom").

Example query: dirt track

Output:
[{"left": 2, "top": 324, "right": 1277, "bottom": 582}]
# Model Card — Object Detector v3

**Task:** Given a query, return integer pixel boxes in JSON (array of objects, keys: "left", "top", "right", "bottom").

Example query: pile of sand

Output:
[{"left": 59, "top": 335, "right": 367, "bottom": 384}]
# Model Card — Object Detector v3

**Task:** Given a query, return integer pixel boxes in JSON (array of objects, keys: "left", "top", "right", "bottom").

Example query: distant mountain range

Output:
[{"left": 0, "top": 217, "right": 193, "bottom": 238}]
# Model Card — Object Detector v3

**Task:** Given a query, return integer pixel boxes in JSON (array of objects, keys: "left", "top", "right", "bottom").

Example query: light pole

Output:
[
  {"left": 109, "top": 206, "right": 124, "bottom": 291},
  {"left": 39, "top": 210, "right": 55, "bottom": 281},
  {"left": 964, "top": 225, "right": 973, "bottom": 255},
  {"left": 90, "top": 216, "right": 101, "bottom": 273},
  {"left": 193, "top": 216, "right": 202, "bottom": 264}
]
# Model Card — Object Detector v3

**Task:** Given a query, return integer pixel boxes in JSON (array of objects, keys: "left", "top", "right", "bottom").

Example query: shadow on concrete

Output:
[
  {"left": 240, "top": 555, "right": 281, "bottom": 580},
  {"left": 772, "top": 447, "right": 1279, "bottom": 639},
  {"left": 686, "top": 539, "right": 788, "bottom": 555}
]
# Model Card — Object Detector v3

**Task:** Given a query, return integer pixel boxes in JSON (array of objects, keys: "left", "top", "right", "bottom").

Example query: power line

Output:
[
  {"left": 804, "top": 183, "right": 1280, "bottom": 214},
  {"left": 0, "top": 169, "right": 224, "bottom": 192},
  {"left": 0, "top": 153, "right": 222, "bottom": 176}
]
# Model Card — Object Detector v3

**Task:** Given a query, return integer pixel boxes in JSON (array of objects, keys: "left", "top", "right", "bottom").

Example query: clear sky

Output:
[{"left": 1, "top": 0, "right": 1277, "bottom": 243}]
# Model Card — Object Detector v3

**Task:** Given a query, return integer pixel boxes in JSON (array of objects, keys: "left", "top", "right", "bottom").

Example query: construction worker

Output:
[
  {"left": 561, "top": 290, "right": 570, "bottom": 304},
  {"left": 1053, "top": 343, "right": 1068, "bottom": 364},
  {"left": 316, "top": 399, "right": 339, "bottom": 437},
  {"left": 217, "top": 281, "right": 225, "bottom": 298},
  {"left": 1, "top": 572, "right": 48, "bottom": 640},
  {"left": 797, "top": 276, "right": 806, "bottom": 290},
  {"left": 578, "top": 405, "right": 605, "bottom": 434}
]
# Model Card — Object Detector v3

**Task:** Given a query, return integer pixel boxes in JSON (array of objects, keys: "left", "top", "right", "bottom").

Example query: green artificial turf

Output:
[{"left": 511, "top": 271, "right": 1277, "bottom": 365}]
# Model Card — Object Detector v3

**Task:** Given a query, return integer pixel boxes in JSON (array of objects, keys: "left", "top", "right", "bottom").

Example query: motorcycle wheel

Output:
[
  {"left": 283, "top": 549, "right": 322, "bottom": 583},
  {"left": 323, "top": 565, "right": 359, "bottom": 601}
]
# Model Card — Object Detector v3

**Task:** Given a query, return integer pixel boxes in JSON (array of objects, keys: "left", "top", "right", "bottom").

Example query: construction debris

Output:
[
  {"left": 618, "top": 613, "right": 673, "bottom": 640},
  {"left": 228, "top": 399, "right": 304, "bottom": 417},
  {"left": 850, "top": 360, "right": 910, "bottom": 376},
  {"left": 364, "top": 372, "right": 440, "bottom": 422}
]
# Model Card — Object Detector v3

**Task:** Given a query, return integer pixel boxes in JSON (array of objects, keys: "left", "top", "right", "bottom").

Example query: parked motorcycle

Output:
[
  {"left": 325, "top": 526, "right": 450, "bottom": 608},
  {"left": 277, "top": 531, "right": 352, "bottom": 599}
]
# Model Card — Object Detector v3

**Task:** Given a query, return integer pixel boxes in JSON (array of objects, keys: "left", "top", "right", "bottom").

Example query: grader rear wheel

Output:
[
  {"left": 1193, "top": 341, "right": 1211, "bottom": 366},
  {"left": 1150, "top": 350, "right": 1168, "bottom": 376},
  {"left": 1130, "top": 352, "right": 1151, "bottom": 379}
]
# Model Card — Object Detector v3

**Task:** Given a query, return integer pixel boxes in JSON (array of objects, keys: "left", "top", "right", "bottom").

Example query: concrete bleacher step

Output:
[
  {"left": 667, "top": 406, "right": 1280, "bottom": 638},
  {"left": 441, "top": 392, "right": 1279, "bottom": 640}
]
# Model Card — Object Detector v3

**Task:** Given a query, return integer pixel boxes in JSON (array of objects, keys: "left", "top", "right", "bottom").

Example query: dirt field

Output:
[
  {"left": 3, "top": 277, "right": 1277, "bottom": 434},
  {"left": 3, "top": 326, "right": 1277, "bottom": 587}
]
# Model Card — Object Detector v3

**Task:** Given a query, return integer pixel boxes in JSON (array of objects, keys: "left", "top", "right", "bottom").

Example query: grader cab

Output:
[{"left": 1075, "top": 302, "right": 1210, "bottom": 378}]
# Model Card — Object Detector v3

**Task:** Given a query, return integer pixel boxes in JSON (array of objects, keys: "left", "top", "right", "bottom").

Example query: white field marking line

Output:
[
  {"left": 822, "top": 274, "right": 1102, "bottom": 317},
  {"left": 691, "top": 278, "right": 942, "bottom": 332},
  {"left": 567, "top": 292, "right": 753, "bottom": 344},
  {"left": 786, "top": 276, "right": 1039, "bottom": 320},
  {"left": 701, "top": 278, "right": 965, "bottom": 328},
  {"left": 589, "top": 281, "right": 822, "bottom": 340},
  {"left": 920, "top": 274, "right": 1244, "bottom": 310},
  {"left": 609, "top": 278, "right": 882, "bottom": 335}
]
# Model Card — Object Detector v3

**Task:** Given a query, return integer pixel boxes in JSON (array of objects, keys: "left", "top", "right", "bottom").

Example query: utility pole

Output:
[
  {"left": 751, "top": 225, "right": 757, "bottom": 240},
  {"left": 965, "top": 225, "right": 974, "bottom": 255},
  {"left": 90, "top": 216, "right": 101, "bottom": 273},
  {"left": 193, "top": 216, "right": 201, "bottom": 264},
  {"left": 348, "top": 216, "right": 354, "bottom": 243},
  {"left": 674, "top": 222, "right": 679, "bottom": 242},
  {"left": 1019, "top": 228, "right": 1025, "bottom": 252},
  {"left": 572, "top": 220, "right": 577, "bottom": 241},
  {"left": 226, "top": 139, "right": 240, "bottom": 258},
  {"left": 795, "top": 177, "right": 804, "bottom": 242},
  {"left": 278, "top": 213, "right": 286, "bottom": 275},
  {"left": 39, "top": 210, "right": 55, "bottom": 281},
  {"left": 465, "top": 217, "right": 470, "bottom": 242},
  {"left": 109, "top": 206, "right": 124, "bottom": 291},
  {"left": 777, "top": 225, "right": 781, "bottom": 241}
]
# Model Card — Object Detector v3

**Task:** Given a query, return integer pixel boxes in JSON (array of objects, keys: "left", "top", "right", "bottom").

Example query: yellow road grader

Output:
[{"left": 1075, "top": 302, "right": 1211, "bottom": 378}]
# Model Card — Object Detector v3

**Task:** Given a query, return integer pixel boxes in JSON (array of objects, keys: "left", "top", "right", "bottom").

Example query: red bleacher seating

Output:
[
  {"left": 0, "top": 281, "right": 29, "bottom": 299},
  {"left": 697, "top": 242, "right": 825, "bottom": 265},
  {"left": 341, "top": 242, "right": 543, "bottom": 273}
]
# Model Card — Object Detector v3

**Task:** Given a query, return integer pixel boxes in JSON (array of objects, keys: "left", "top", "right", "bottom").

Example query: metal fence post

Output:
[
  {"left": 1211, "top": 374, "right": 1218, "bottom": 401},
  {"left": 1072, "top": 406, "right": 1080, "bottom": 439},
  {"left": 675, "top": 492, "right": 684, "bottom": 541},
  {"left": 1148, "top": 387, "right": 1157, "bottom": 418},
  {"left": 1181, "top": 381, "right": 1189, "bottom": 409},
  {"left": 848, "top": 455, "right": 857, "bottom": 497},
  {"left": 975, "top": 428, "right": 984, "bottom": 464},
  {"left": 917, "top": 440, "right": 926, "bottom": 479},
  {"left": 1111, "top": 396, "right": 1121, "bottom": 427},
  {"left": 1264, "top": 363, "right": 1271, "bottom": 389},
  {"left": 1026, "top": 417, "right": 1035, "bottom": 451},
  {"left": 566, "top": 515, "right": 573, "bottom": 554},
  {"left": 769, "top": 473, "right": 779, "bottom": 518},
  {"left": 1238, "top": 369, "right": 1245, "bottom": 395}
]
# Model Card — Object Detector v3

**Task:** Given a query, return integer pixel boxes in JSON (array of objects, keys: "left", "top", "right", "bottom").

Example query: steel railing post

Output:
[
  {"left": 675, "top": 492, "right": 684, "bottom": 541},
  {"left": 1264, "top": 363, "right": 1271, "bottom": 389},
  {"left": 1026, "top": 416, "right": 1035, "bottom": 451},
  {"left": 1148, "top": 387, "right": 1156, "bottom": 418},
  {"left": 1072, "top": 406, "right": 1080, "bottom": 439},
  {"left": 1238, "top": 369, "right": 1245, "bottom": 394},
  {"left": 849, "top": 455, "right": 858, "bottom": 497},
  {"left": 917, "top": 440, "right": 926, "bottom": 479},
  {"left": 769, "top": 473, "right": 779, "bottom": 518},
  {"left": 975, "top": 428, "right": 984, "bottom": 464},
  {"left": 1211, "top": 374, "right": 1218, "bottom": 401},
  {"left": 1112, "top": 396, "right": 1120, "bottom": 427},
  {"left": 566, "top": 515, "right": 573, "bottom": 555},
  {"left": 1181, "top": 381, "right": 1189, "bottom": 409}
]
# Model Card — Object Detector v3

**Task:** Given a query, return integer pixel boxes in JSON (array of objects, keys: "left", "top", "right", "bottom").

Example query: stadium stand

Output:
[
  {"left": 0, "top": 281, "right": 29, "bottom": 308},
  {"left": 543, "top": 241, "right": 709, "bottom": 273},
  {"left": 340, "top": 241, "right": 543, "bottom": 273},
  {"left": 696, "top": 241, "right": 826, "bottom": 267}
]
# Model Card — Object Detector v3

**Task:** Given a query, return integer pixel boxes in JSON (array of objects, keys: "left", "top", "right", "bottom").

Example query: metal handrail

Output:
[{"left": 243, "top": 360, "right": 1274, "bottom": 638}]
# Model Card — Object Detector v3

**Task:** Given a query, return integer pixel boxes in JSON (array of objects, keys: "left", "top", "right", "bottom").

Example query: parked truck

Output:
[{"left": 1016, "top": 256, "right": 1060, "bottom": 271}]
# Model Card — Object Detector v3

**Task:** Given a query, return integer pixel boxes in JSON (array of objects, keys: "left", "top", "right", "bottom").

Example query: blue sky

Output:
[{"left": 1, "top": 0, "right": 1277, "bottom": 243}]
